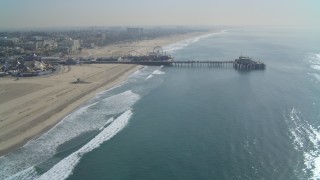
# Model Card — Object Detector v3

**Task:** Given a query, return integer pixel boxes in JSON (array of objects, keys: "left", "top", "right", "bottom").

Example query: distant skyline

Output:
[{"left": 0, "top": 0, "right": 319, "bottom": 29}]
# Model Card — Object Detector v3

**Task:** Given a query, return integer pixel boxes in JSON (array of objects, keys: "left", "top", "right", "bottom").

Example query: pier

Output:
[
  {"left": 42, "top": 46, "right": 266, "bottom": 70},
  {"left": 84, "top": 60, "right": 234, "bottom": 67},
  {"left": 171, "top": 57, "right": 266, "bottom": 70},
  {"left": 83, "top": 59, "right": 266, "bottom": 70},
  {"left": 172, "top": 61, "right": 234, "bottom": 68},
  {"left": 79, "top": 46, "right": 265, "bottom": 69}
]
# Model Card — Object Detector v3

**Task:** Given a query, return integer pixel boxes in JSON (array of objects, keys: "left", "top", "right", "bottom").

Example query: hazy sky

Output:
[{"left": 0, "top": 0, "right": 319, "bottom": 29}]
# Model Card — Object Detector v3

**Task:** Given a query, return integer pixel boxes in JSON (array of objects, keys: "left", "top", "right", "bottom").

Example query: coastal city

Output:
[
  {"left": 1, "top": 0, "right": 319, "bottom": 179},
  {"left": 0, "top": 26, "right": 266, "bottom": 78},
  {"left": 0, "top": 27, "right": 206, "bottom": 77}
]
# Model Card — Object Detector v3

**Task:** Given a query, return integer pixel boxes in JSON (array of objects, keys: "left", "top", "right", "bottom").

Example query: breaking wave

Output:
[
  {"left": 152, "top": 69, "right": 165, "bottom": 75},
  {"left": 0, "top": 90, "right": 140, "bottom": 179},
  {"left": 284, "top": 107, "right": 320, "bottom": 179},
  {"left": 129, "top": 66, "right": 149, "bottom": 77},
  {"left": 145, "top": 66, "right": 166, "bottom": 80},
  {"left": 145, "top": 75, "right": 153, "bottom": 80},
  {"left": 5, "top": 111, "right": 133, "bottom": 180},
  {"left": 152, "top": 65, "right": 165, "bottom": 75},
  {"left": 307, "top": 53, "right": 320, "bottom": 71},
  {"left": 38, "top": 110, "right": 133, "bottom": 180},
  {"left": 306, "top": 53, "right": 320, "bottom": 83},
  {"left": 100, "top": 90, "right": 140, "bottom": 115}
]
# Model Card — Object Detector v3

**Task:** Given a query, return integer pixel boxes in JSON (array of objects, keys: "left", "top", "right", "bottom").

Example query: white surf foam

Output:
[
  {"left": 0, "top": 90, "right": 140, "bottom": 179},
  {"left": 38, "top": 110, "right": 133, "bottom": 180},
  {"left": 284, "top": 107, "right": 320, "bottom": 179},
  {"left": 128, "top": 66, "right": 148, "bottom": 78},
  {"left": 95, "top": 66, "right": 147, "bottom": 98},
  {"left": 152, "top": 69, "right": 165, "bottom": 75},
  {"left": 311, "top": 65, "right": 320, "bottom": 71},
  {"left": 5, "top": 166, "right": 38, "bottom": 180},
  {"left": 145, "top": 66, "right": 166, "bottom": 80},
  {"left": 307, "top": 53, "right": 320, "bottom": 71},
  {"left": 306, "top": 53, "right": 320, "bottom": 84},
  {"left": 163, "top": 31, "right": 226, "bottom": 53},
  {"left": 145, "top": 75, "right": 153, "bottom": 80},
  {"left": 99, "top": 117, "right": 114, "bottom": 131},
  {"left": 100, "top": 90, "right": 140, "bottom": 115},
  {"left": 0, "top": 101, "right": 98, "bottom": 179}
]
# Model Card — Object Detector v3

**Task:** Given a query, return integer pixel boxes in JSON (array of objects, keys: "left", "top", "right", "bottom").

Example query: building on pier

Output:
[{"left": 233, "top": 56, "right": 266, "bottom": 70}]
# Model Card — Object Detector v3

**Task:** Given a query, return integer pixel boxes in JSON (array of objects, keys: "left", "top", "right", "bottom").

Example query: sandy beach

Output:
[
  {"left": 79, "top": 32, "right": 208, "bottom": 57},
  {"left": 0, "top": 31, "right": 208, "bottom": 156},
  {"left": 0, "top": 64, "right": 141, "bottom": 155}
]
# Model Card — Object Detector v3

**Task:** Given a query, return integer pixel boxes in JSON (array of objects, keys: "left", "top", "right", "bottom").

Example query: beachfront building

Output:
[{"left": 61, "top": 39, "right": 81, "bottom": 54}]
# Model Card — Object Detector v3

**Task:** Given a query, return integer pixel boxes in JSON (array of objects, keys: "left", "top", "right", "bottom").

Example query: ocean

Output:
[{"left": 1, "top": 28, "right": 320, "bottom": 180}]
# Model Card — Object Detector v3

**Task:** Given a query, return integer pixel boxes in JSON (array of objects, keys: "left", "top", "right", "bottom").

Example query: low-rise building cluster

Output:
[{"left": 0, "top": 26, "right": 209, "bottom": 77}]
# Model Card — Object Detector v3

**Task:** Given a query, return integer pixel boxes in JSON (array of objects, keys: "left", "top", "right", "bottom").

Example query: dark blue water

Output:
[{"left": 1, "top": 28, "right": 320, "bottom": 180}]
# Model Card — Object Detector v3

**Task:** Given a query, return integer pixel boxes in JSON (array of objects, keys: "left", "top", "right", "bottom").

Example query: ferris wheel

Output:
[{"left": 153, "top": 46, "right": 163, "bottom": 55}]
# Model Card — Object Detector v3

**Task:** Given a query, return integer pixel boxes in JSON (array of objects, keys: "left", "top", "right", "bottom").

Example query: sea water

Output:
[{"left": 1, "top": 28, "right": 320, "bottom": 180}]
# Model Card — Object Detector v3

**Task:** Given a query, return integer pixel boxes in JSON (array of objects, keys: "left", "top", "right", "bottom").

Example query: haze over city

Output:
[
  {"left": 1, "top": 0, "right": 320, "bottom": 29},
  {"left": 2, "top": 0, "right": 320, "bottom": 179}
]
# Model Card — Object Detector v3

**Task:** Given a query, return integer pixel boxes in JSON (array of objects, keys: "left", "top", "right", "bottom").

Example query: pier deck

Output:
[
  {"left": 172, "top": 61, "right": 234, "bottom": 67},
  {"left": 82, "top": 60, "right": 265, "bottom": 70}
]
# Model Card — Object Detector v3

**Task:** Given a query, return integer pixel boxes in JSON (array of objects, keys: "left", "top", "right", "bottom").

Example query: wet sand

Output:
[{"left": 0, "top": 64, "right": 141, "bottom": 156}]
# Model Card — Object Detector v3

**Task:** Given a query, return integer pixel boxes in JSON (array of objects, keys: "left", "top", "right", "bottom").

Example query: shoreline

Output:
[
  {"left": 0, "top": 31, "right": 212, "bottom": 157},
  {"left": 0, "top": 64, "right": 141, "bottom": 156},
  {"left": 78, "top": 31, "right": 211, "bottom": 58}
]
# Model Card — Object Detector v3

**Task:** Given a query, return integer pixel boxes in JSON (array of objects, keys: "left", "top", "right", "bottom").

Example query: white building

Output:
[{"left": 61, "top": 39, "right": 80, "bottom": 54}]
